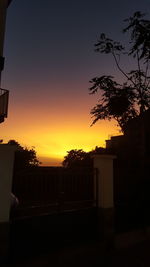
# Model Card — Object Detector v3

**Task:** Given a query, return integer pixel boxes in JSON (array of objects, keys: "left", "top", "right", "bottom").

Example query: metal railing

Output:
[
  {"left": 12, "top": 167, "right": 95, "bottom": 210},
  {"left": 0, "top": 88, "right": 9, "bottom": 122}
]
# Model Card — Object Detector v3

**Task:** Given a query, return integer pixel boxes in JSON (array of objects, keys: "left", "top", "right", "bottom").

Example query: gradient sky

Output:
[{"left": 0, "top": 0, "right": 149, "bottom": 165}]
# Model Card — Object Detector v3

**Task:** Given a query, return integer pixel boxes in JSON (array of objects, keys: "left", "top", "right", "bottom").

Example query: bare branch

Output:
[
  {"left": 112, "top": 50, "right": 137, "bottom": 87},
  {"left": 144, "top": 59, "right": 149, "bottom": 88},
  {"left": 136, "top": 50, "right": 143, "bottom": 98}
]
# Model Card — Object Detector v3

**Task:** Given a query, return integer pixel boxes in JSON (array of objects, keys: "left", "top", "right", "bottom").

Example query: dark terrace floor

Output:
[
  {"left": 3, "top": 238, "right": 150, "bottom": 267},
  {"left": 3, "top": 208, "right": 150, "bottom": 267}
]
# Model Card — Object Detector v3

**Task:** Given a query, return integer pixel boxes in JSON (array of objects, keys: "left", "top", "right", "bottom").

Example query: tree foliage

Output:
[
  {"left": 7, "top": 140, "right": 40, "bottom": 171},
  {"left": 62, "top": 147, "right": 106, "bottom": 168},
  {"left": 89, "top": 11, "right": 150, "bottom": 132},
  {"left": 62, "top": 149, "right": 90, "bottom": 168}
]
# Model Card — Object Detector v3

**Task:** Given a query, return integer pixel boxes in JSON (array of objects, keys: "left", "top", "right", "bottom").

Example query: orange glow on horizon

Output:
[
  {"left": 0, "top": 84, "right": 121, "bottom": 166},
  {"left": 1, "top": 115, "right": 120, "bottom": 166}
]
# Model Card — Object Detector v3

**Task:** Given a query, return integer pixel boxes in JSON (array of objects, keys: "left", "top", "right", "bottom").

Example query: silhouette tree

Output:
[
  {"left": 62, "top": 149, "right": 90, "bottom": 168},
  {"left": 89, "top": 11, "right": 150, "bottom": 132},
  {"left": 62, "top": 147, "right": 107, "bottom": 168},
  {"left": 8, "top": 140, "right": 40, "bottom": 171}
]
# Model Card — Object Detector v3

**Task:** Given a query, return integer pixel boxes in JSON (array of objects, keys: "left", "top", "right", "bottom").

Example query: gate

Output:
[
  {"left": 11, "top": 166, "right": 95, "bottom": 218},
  {"left": 10, "top": 166, "right": 98, "bottom": 258}
]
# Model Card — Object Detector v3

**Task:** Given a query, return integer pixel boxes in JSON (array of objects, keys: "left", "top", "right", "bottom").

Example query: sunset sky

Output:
[{"left": 1, "top": 0, "right": 149, "bottom": 165}]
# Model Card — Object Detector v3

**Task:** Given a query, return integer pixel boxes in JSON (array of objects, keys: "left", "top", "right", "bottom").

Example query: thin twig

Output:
[
  {"left": 112, "top": 50, "right": 136, "bottom": 87},
  {"left": 144, "top": 60, "right": 149, "bottom": 85},
  {"left": 137, "top": 50, "right": 143, "bottom": 101}
]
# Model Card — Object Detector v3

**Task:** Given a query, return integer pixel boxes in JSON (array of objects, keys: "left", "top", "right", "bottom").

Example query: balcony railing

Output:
[{"left": 0, "top": 88, "right": 9, "bottom": 123}]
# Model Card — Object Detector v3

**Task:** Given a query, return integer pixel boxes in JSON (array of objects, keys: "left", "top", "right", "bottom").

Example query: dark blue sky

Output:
[
  {"left": 1, "top": 0, "right": 149, "bottom": 165},
  {"left": 4, "top": 0, "right": 149, "bottom": 92}
]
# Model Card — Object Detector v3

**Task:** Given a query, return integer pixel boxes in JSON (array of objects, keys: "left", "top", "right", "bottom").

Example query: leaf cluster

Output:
[
  {"left": 62, "top": 147, "right": 106, "bottom": 168},
  {"left": 123, "top": 11, "right": 150, "bottom": 60},
  {"left": 89, "top": 11, "right": 150, "bottom": 132},
  {"left": 7, "top": 140, "right": 40, "bottom": 171}
]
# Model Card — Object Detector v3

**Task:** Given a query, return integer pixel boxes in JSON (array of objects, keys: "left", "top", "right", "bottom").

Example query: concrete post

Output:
[
  {"left": 93, "top": 154, "right": 116, "bottom": 247},
  {"left": 0, "top": 144, "right": 16, "bottom": 262}
]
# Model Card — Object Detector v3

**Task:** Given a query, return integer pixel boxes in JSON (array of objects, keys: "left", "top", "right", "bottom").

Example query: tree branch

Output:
[
  {"left": 146, "top": 79, "right": 150, "bottom": 89},
  {"left": 144, "top": 59, "right": 149, "bottom": 89},
  {"left": 112, "top": 50, "right": 136, "bottom": 87},
  {"left": 137, "top": 50, "right": 141, "bottom": 83},
  {"left": 137, "top": 50, "right": 143, "bottom": 99}
]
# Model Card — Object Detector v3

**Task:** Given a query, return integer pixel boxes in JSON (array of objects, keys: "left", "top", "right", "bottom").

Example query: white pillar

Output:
[
  {"left": 93, "top": 154, "right": 116, "bottom": 209},
  {"left": 0, "top": 144, "right": 16, "bottom": 261},
  {"left": 92, "top": 154, "right": 116, "bottom": 246},
  {"left": 0, "top": 144, "right": 16, "bottom": 222}
]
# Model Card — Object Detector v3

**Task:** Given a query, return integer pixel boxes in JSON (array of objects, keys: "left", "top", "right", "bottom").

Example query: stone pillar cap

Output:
[{"left": 91, "top": 154, "right": 117, "bottom": 159}]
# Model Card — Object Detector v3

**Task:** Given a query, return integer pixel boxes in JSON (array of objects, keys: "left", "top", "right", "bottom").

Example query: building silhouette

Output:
[{"left": 0, "top": 0, "right": 13, "bottom": 123}]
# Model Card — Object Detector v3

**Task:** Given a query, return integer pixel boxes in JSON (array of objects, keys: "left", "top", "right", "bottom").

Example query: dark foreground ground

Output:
[
  {"left": 3, "top": 208, "right": 150, "bottom": 266},
  {"left": 2, "top": 238, "right": 150, "bottom": 267}
]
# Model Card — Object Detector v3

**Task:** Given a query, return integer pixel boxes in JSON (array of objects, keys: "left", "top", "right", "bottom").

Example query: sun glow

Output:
[
  {"left": 0, "top": 85, "right": 120, "bottom": 166},
  {"left": 1, "top": 112, "right": 119, "bottom": 166}
]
